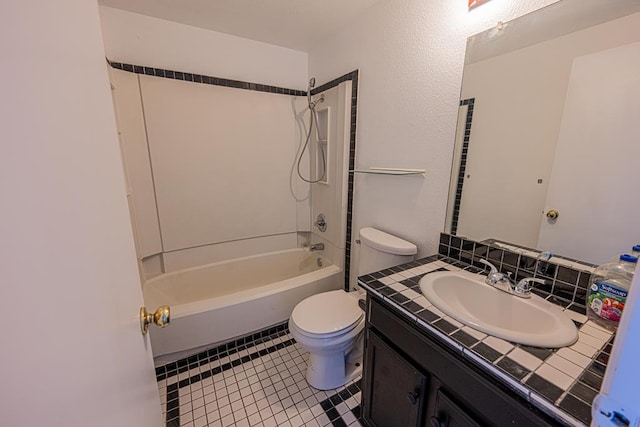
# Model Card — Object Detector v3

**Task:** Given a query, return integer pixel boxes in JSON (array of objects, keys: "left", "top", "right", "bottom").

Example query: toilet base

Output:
[{"left": 306, "top": 351, "right": 362, "bottom": 390}]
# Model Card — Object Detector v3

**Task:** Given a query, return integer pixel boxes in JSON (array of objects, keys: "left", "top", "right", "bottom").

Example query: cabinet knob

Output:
[
  {"left": 407, "top": 391, "right": 419, "bottom": 405},
  {"left": 430, "top": 417, "right": 443, "bottom": 427}
]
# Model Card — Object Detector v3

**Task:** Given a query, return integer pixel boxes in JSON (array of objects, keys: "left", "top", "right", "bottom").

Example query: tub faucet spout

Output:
[{"left": 309, "top": 243, "right": 325, "bottom": 252}]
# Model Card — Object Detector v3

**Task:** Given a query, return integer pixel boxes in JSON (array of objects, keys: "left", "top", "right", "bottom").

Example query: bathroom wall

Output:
[
  {"left": 99, "top": 6, "right": 308, "bottom": 90},
  {"left": 308, "top": 0, "right": 557, "bottom": 279},
  {"left": 102, "top": 0, "right": 560, "bottom": 281}
]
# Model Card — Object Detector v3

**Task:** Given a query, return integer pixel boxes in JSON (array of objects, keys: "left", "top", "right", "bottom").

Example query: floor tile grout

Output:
[{"left": 157, "top": 328, "right": 363, "bottom": 427}]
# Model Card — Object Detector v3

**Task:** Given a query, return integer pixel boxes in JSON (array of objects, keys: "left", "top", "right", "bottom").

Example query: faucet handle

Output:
[
  {"left": 479, "top": 259, "right": 499, "bottom": 274},
  {"left": 514, "top": 278, "right": 546, "bottom": 298}
]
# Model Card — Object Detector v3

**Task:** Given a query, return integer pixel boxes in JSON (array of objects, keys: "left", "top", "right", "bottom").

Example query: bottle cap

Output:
[
  {"left": 633, "top": 244, "right": 640, "bottom": 252},
  {"left": 620, "top": 254, "right": 638, "bottom": 263}
]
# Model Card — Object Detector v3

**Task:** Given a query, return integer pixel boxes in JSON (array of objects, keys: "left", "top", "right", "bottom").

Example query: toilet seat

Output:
[{"left": 291, "top": 290, "right": 363, "bottom": 338}]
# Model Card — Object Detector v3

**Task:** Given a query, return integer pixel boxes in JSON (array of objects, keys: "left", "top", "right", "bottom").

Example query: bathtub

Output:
[{"left": 144, "top": 248, "right": 342, "bottom": 359}]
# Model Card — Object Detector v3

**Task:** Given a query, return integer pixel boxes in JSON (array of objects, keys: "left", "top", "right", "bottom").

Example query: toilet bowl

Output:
[
  {"left": 289, "top": 290, "right": 364, "bottom": 390},
  {"left": 290, "top": 227, "right": 416, "bottom": 390}
]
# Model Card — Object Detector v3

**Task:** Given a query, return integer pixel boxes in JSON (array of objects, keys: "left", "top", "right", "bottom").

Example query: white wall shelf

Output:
[{"left": 350, "top": 167, "right": 426, "bottom": 176}]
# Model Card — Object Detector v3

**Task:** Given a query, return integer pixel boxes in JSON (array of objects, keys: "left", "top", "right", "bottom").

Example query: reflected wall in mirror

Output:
[{"left": 446, "top": 0, "right": 640, "bottom": 264}]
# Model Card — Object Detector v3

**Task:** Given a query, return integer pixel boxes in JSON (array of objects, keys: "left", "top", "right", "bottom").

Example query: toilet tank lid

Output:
[{"left": 359, "top": 227, "right": 417, "bottom": 256}]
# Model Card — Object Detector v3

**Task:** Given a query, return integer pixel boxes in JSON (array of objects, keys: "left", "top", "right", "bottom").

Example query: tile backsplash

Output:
[{"left": 439, "top": 233, "right": 593, "bottom": 310}]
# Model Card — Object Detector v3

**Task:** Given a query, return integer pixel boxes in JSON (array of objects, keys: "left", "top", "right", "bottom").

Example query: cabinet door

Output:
[
  {"left": 363, "top": 330, "right": 427, "bottom": 427},
  {"left": 429, "top": 390, "right": 481, "bottom": 427}
]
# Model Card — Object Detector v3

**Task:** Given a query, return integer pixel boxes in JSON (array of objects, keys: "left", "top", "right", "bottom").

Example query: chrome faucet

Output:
[
  {"left": 479, "top": 259, "right": 545, "bottom": 299},
  {"left": 479, "top": 259, "right": 514, "bottom": 293},
  {"left": 513, "top": 277, "right": 546, "bottom": 299},
  {"left": 309, "top": 243, "right": 325, "bottom": 252}
]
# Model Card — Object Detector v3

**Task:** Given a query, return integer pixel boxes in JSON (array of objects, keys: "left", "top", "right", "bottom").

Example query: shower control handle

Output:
[
  {"left": 314, "top": 214, "right": 327, "bottom": 232},
  {"left": 140, "top": 305, "right": 170, "bottom": 335}
]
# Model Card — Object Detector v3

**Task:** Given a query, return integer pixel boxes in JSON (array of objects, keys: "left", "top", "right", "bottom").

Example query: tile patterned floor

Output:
[{"left": 155, "top": 325, "right": 363, "bottom": 427}]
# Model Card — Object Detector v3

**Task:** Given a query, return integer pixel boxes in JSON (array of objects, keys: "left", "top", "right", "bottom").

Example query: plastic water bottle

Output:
[
  {"left": 632, "top": 244, "right": 640, "bottom": 257},
  {"left": 587, "top": 254, "right": 638, "bottom": 331}
]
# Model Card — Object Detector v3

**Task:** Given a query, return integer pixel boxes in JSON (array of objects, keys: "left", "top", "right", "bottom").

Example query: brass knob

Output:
[
  {"left": 546, "top": 209, "right": 559, "bottom": 220},
  {"left": 140, "top": 305, "right": 170, "bottom": 335}
]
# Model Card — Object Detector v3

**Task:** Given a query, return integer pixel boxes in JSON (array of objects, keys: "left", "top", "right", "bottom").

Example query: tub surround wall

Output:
[
  {"left": 110, "top": 62, "right": 359, "bottom": 281},
  {"left": 161, "top": 234, "right": 299, "bottom": 273},
  {"left": 311, "top": 71, "right": 359, "bottom": 288},
  {"left": 308, "top": 79, "right": 353, "bottom": 273},
  {"left": 109, "top": 66, "right": 314, "bottom": 276},
  {"left": 99, "top": 6, "right": 308, "bottom": 90},
  {"left": 109, "top": 68, "right": 162, "bottom": 260},
  {"left": 139, "top": 74, "right": 302, "bottom": 252}
]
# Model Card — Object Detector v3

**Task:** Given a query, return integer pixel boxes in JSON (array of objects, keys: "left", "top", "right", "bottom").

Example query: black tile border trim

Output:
[
  {"left": 156, "top": 322, "right": 289, "bottom": 381},
  {"left": 311, "top": 70, "right": 360, "bottom": 291},
  {"left": 108, "top": 59, "right": 306, "bottom": 96},
  {"left": 450, "top": 98, "right": 475, "bottom": 235},
  {"left": 438, "top": 232, "right": 593, "bottom": 308},
  {"left": 158, "top": 323, "right": 363, "bottom": 427},
  {"left": 109, "top": 59, "right": 359, "bottom": 293},
  {"left": 318, "top": 379, "right": 363, "bottom": 426}
]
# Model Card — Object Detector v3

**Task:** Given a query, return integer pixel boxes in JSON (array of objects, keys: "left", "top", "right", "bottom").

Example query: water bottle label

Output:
[{"left": 588, "top": 281, "right": 627, "bottom": 322}]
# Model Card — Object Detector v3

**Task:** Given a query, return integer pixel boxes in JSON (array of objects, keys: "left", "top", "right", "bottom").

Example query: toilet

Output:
[{"left": 289, "top": 227, "right": 417, "bottom": 390}]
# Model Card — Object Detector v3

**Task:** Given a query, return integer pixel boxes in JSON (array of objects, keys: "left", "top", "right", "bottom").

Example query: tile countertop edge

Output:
[{"left": 357, "top": 260, "right": 591, "bottom": 427}]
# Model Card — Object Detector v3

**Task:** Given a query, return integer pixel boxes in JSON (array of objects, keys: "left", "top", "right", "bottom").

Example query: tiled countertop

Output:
[{"left": 357, "top": 254, "right": 614, "bottom": 427}]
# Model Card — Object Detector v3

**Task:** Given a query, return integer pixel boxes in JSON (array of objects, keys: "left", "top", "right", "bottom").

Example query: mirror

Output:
[{"left": 446, "top": 0, "right": 640, "bottom": 264}]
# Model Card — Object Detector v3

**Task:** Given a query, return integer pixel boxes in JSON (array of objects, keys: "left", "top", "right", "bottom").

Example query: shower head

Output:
[
  {"left": 307, "top": 77, "right": 322, "bottom": 110},
  {"left": 309, "top": 94, "right": 325, "bottom": 109}
]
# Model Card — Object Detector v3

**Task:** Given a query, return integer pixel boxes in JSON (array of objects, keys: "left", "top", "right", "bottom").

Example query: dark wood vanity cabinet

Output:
[
  {"left": 362, "top": 296, "right": 559, "bottom": 427},
  {"left": 363, "top": 331, "right": 427, "bottom": 426}
]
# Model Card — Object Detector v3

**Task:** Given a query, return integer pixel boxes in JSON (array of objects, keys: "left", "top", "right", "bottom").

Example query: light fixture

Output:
[{"left": 468, "top": 0, "right": 491, "bottom": 10}]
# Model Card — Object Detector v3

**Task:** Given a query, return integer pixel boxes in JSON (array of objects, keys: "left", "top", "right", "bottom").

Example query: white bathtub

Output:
[{"left": 144, "top": 248, "right": 342, "bottom": 359}]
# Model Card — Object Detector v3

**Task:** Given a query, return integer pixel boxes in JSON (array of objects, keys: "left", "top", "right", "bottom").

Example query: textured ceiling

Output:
[{"left": 98, "top": 0, "right": 383, "bottom": 52}]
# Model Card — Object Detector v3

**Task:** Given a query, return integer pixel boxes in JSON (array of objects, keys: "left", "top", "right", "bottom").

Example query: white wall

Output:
[
  {"left": 308, "top": 0, "right": 557, "bottom": 258},
  {"left": 99, "top": 6, "right": 309, "bottom": 90}
]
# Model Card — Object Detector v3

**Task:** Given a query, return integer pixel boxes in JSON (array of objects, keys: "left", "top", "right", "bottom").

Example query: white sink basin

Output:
[{"left": 419, "top": 271, "right": 578, "bottom": 348}]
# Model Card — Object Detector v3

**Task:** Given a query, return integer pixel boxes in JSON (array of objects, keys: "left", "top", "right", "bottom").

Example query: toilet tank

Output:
[{"left": 358, "top": 227, "right": 417, "bottom": 276}]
